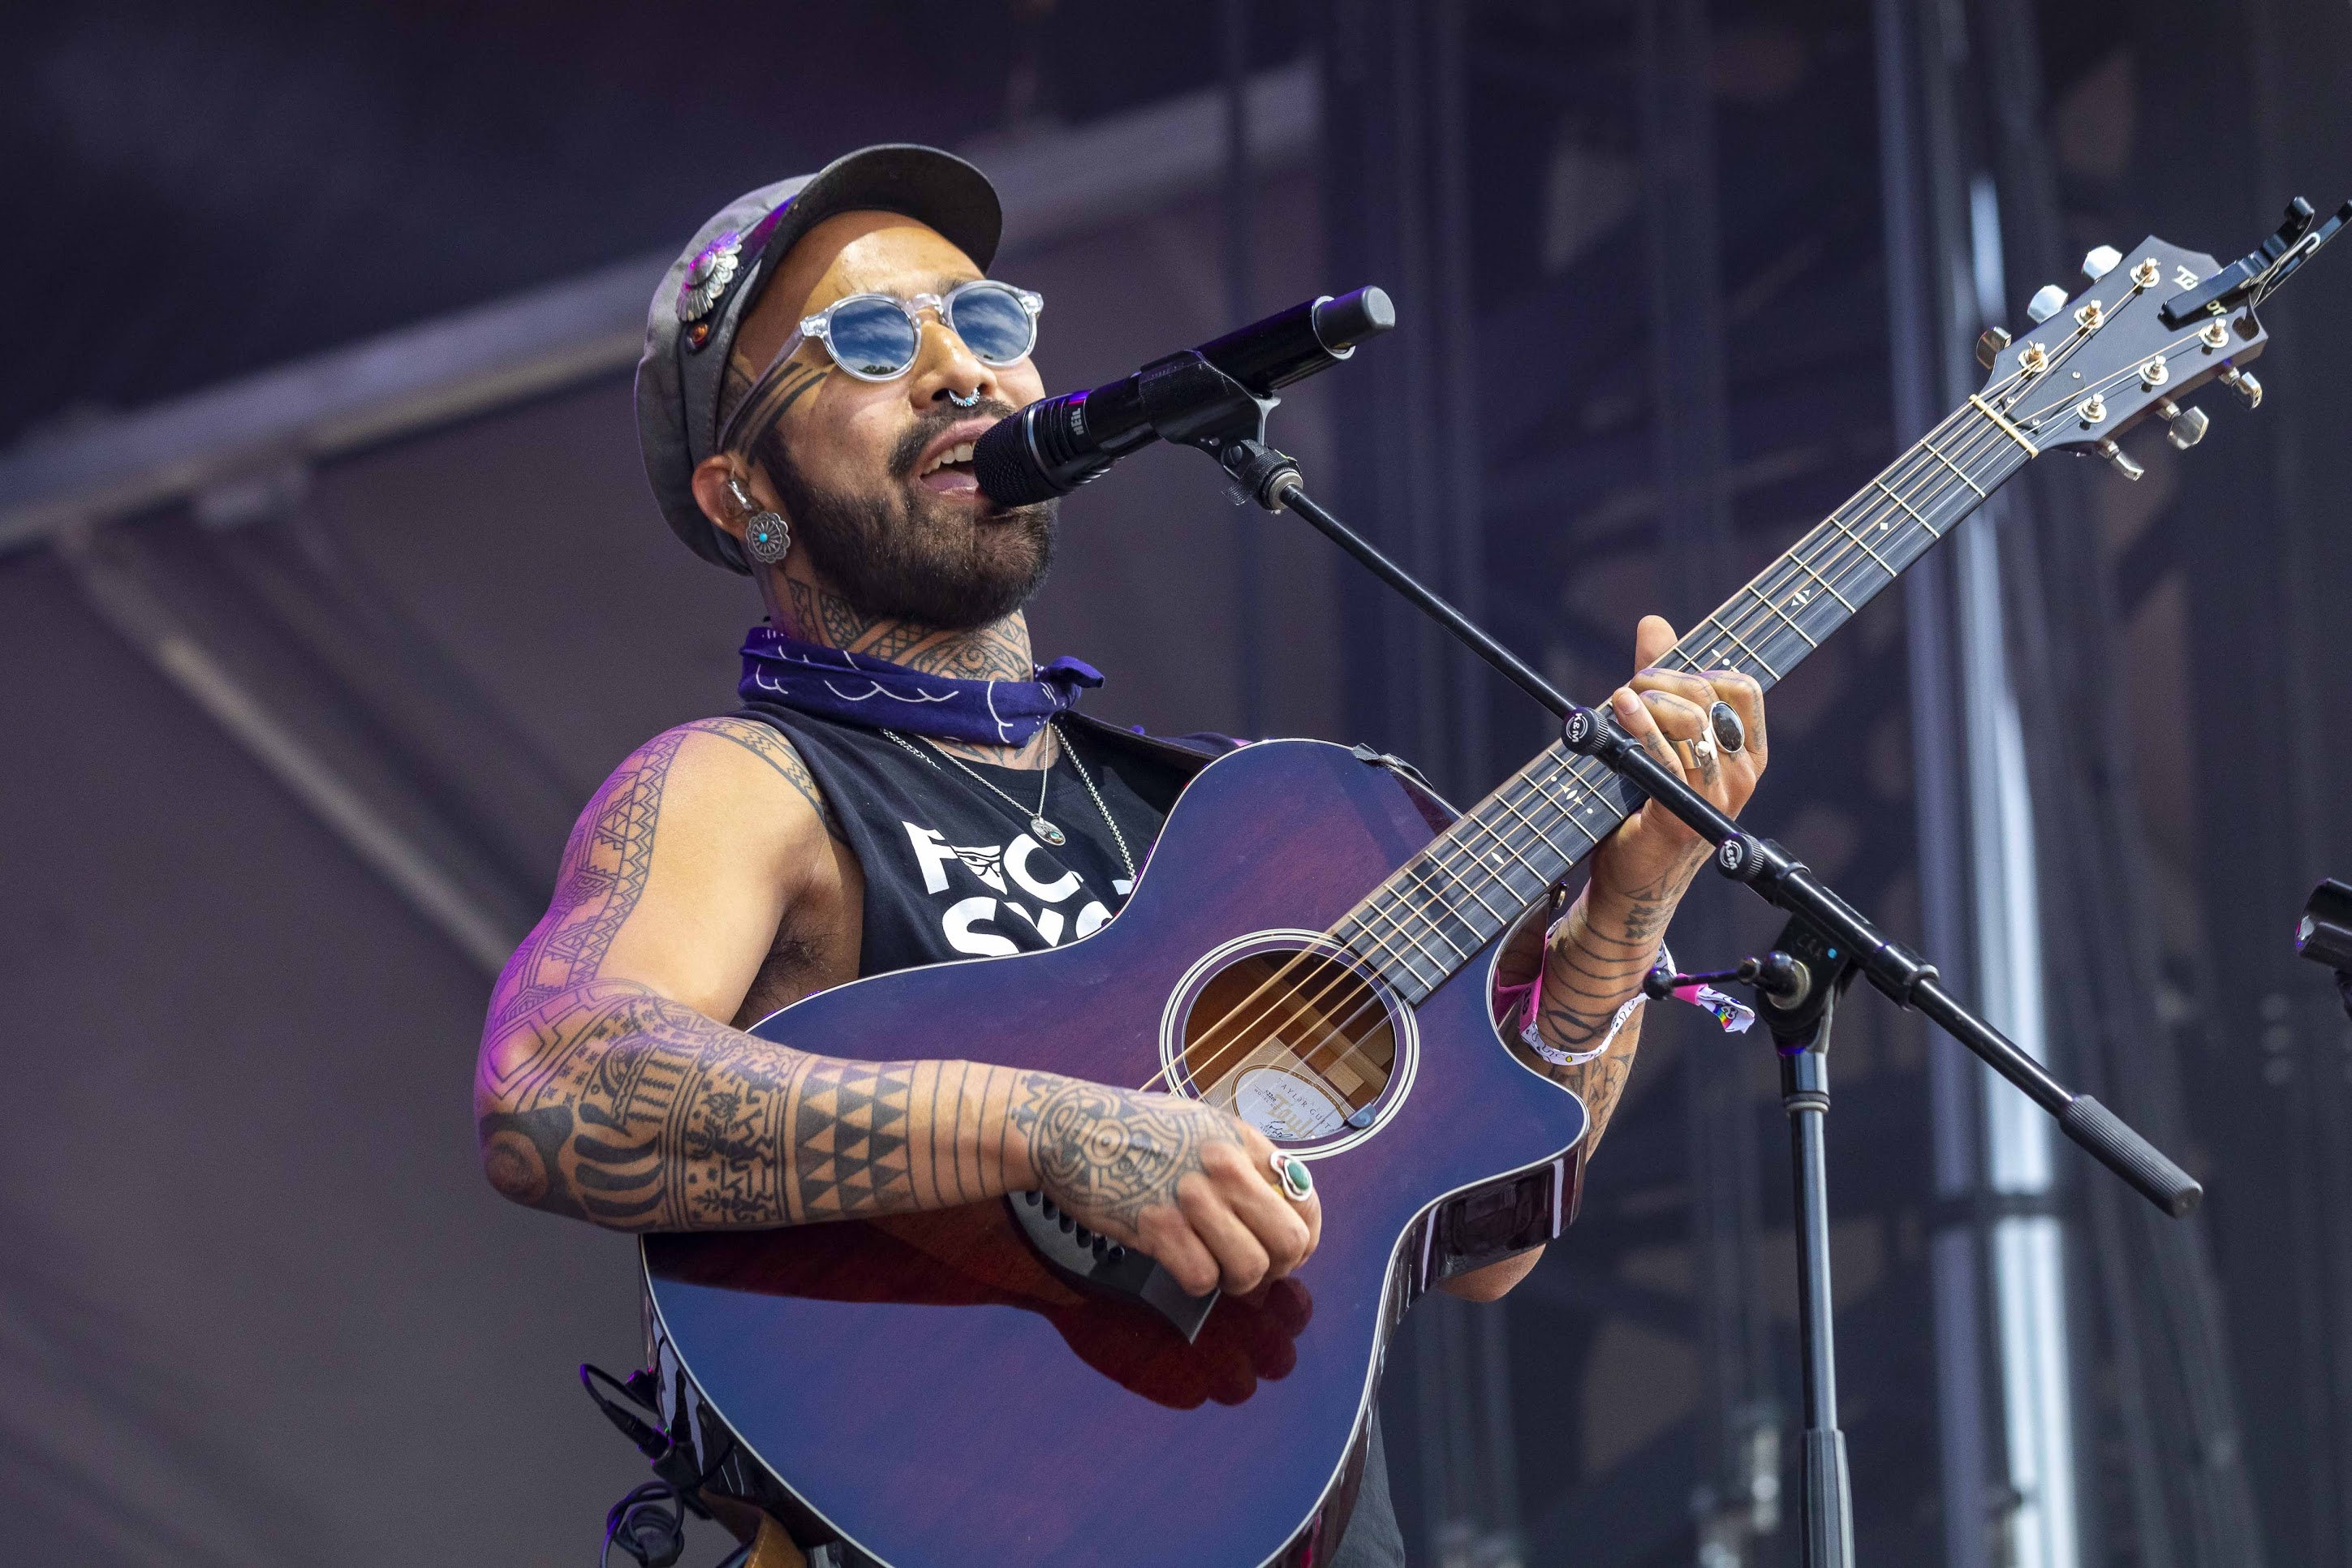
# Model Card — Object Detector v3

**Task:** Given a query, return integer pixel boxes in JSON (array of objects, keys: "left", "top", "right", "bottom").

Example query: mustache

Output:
[{"left": 885, "top": 398, "right": 1021, "bottom": 481}]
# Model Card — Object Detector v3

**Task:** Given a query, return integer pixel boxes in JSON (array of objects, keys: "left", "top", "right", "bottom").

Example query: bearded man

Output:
[{"left": 474, "top": 144, "right": 1768, "bottom": 1568}]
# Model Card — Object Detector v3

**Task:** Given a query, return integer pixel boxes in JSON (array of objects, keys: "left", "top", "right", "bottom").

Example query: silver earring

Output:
[{"left": 728, "top": 477, "right": 790, "bottom": 566}]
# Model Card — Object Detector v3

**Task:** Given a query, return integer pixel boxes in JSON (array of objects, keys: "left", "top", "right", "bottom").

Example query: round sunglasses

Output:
[{"left": 720, "top": 279, "right": 1043, "bottom": 451}]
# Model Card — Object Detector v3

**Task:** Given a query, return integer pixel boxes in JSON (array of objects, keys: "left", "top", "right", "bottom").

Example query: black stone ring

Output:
[{"left": 1709, "top": 700, "right": 1747, "bottom": 755}]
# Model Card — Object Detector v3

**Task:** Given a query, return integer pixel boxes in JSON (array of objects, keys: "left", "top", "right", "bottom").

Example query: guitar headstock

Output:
[
  {"left": 1972, "top": 237, "right": 2264, "bottom": 479},
  {"left": 1972, "top": 199, "right": 2348, "bottom": 480}
]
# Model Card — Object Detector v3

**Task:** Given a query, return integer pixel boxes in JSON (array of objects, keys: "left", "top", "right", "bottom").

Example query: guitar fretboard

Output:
[{"left": 1332, "top": 396, "right": 2036, "bottom": 1003}]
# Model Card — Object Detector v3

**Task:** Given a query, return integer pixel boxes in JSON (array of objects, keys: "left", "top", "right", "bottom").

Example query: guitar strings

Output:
[
  {"left": 1294, "top": 303, "right": 2205, "bottom": 1093},
  {"left": 1143, "top": 272, "right": 2212, "bottom": 1105},
  {"left": 1223, "top": 405, "right": 2035, "bottom": 1086},
  {"left": 1148, "top": 402, "right": 2032, "bottom": 1105},
  {"left": 1152, "top": 380, "right": 2038, "bottom": 1092},
  {"left": 1141, "top": 390, "right": 2038, "bottom": 1104},
  {"left": 1136, "top": 390, "right": 2034, "bottom": 1104}
]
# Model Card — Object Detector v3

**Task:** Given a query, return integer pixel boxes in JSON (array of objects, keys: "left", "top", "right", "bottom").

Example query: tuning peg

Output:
[
  {"left": 2026, "top": 284, "right": 2070, "bottom": 324},
  {"left": 2219, "top": 365, "right": 2264, "bottom": 409},
  {"left": 1975, "top": 326, "right": 2012, "bottom": 368},
  {"left": 2095, "top": 437, "right": 2146, "bottom": 480},
  {"left": 2157, "top": 399, "right": 2211, "bottom": 450},
  {"left": 2081, "top": 244, "right": 2123, "bottom": 282}
]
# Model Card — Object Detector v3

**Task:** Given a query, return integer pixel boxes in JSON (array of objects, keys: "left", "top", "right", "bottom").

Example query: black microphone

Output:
[
  {"left": 2296, "top": 878, "right": 2352, "bottom": 969},
  {"left": 973, "top": 286, "right": 1394, "bottom": 507},
  {"left": 2296, "top": 877, "right": 2352, "bottom": 1022}
]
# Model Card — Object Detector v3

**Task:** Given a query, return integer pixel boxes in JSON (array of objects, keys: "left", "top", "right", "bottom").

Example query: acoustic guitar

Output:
[{"left": 634, "top": 232, "right": 2277, "bottom": 1566}]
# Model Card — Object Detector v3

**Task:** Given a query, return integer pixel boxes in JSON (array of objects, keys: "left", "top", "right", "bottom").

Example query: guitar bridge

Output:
[{"left": 1006, "top": 1191, "right": 1219, "bottom": 1342}]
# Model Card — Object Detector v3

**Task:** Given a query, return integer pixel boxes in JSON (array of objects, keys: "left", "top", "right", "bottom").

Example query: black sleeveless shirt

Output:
[{"left": 734, "top": 702, "right": 1409, "bottom": 1568}]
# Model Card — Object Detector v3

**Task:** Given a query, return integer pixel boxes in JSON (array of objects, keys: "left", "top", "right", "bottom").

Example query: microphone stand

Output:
[
  {"left": 1135, "top": 364, "right": 2203, "bottom": 1568},
  {"left": 1648, "top": 927, "right": 1867, "bottom": 1568}
]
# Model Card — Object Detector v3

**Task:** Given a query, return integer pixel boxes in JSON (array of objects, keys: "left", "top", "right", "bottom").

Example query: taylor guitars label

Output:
[{"left": 1232, "top": 1066, "right": 1347, "bottom": 1142}]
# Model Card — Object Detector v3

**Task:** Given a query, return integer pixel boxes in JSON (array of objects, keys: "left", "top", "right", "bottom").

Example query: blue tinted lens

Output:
[
  {"left": 825, "top": 296, "right": 920, "bottom": 378},
  {"left": 947, "top": 284, "right": 1036, "bottom": 365}
]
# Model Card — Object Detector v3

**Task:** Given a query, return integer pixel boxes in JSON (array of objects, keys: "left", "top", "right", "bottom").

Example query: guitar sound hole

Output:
[{"left": 1178, "top": 948, "right": 1398, "bottom": 1144}]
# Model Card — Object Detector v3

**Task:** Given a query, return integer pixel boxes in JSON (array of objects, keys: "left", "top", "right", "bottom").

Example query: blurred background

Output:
[{"left": 2, "top": 2, "right": 2350, "bottom": 1564}]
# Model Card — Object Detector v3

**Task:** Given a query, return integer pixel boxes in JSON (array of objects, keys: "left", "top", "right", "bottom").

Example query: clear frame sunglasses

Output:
[{"left": 719, "top": 279, "right": 1043, "bottom": 451}]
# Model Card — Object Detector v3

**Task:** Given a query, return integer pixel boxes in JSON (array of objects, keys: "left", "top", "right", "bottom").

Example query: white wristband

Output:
[{"left": 1519, "top": 938, "right": 1674, "bottom": 1068}]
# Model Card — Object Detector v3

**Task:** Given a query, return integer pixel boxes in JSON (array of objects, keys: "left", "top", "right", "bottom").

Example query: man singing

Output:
[{"left": 475, "top": 144, "right": 1768, "bottom": 1566}]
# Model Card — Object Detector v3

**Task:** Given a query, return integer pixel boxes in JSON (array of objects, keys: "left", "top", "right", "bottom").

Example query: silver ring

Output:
[
  {"left": 1708, "top": 700, "right": 1747, "bottom": 755},
  {"left": 946, "top": 388, "right": 982, "bottom": 408}
]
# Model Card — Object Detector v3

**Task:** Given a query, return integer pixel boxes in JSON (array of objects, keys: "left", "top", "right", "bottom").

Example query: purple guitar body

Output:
[{"left": 642, "top": 739, "right": 1587, "bottom": 1568}]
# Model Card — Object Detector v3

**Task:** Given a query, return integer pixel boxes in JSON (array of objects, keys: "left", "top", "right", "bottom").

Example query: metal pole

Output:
[{"left": 1785, "top": 1027, "right": 1855, "bottom": 1568}]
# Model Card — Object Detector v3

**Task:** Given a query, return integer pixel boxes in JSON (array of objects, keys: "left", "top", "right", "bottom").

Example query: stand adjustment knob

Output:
[{"left": 1975, "top": 326, "right": 2012, "bottom": 368}]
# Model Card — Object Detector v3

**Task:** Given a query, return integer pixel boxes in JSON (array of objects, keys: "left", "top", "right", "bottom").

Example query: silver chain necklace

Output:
[{"left": 880, "top": 721, "right": 1135, "bottom": 878}]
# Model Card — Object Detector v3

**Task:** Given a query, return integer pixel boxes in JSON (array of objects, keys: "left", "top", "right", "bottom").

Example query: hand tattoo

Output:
[{"left": 1012, "top": 1079, "right": 1248, "bottom": 1233}]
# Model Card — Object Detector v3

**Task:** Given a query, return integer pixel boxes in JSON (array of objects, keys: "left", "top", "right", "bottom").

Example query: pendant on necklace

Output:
[{"left": 1032, "top": 816, "right": 1066, "bottom": 846}]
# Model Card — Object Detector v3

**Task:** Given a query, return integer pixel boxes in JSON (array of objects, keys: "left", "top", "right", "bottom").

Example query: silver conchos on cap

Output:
[{"left": 676, "top": 230, "right": 744, "bottom": 323}]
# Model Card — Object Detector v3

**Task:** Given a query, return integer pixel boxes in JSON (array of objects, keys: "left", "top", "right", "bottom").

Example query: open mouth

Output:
[{"left": 917, "top": 440, "right": 980, "bottom": 493}]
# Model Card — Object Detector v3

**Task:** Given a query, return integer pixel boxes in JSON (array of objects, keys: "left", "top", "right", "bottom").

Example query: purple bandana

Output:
[{"left": 737, "top": 625, "right": 1104, "bottom": 747}]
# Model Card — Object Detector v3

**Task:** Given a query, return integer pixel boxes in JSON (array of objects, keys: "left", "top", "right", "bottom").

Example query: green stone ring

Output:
[{"left": 1270, "top": 1151, "right": 1315, "bottom": 1203}]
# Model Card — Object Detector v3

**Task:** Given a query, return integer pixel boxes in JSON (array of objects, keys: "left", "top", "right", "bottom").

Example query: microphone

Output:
[{"left": 973, "top": 286, "right": 1394, "bottom": 507}]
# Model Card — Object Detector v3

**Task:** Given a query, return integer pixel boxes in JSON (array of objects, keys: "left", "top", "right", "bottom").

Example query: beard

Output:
[{"left": 756, "top": 399, "right": 1058, "bottom": 631}]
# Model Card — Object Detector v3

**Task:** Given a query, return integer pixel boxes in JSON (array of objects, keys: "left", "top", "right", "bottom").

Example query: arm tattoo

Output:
[
  {"left": 477, "top": 721, "right": 1032, "bottom": 1229},
  {"left": 479, "top": 978, "right": 1015, "bottom": 1228},
  {"left": 1529, "top": 871, "right": 1695, "bottom": 1152},
  {"left": 490, "top": 724, "right": 688, "bottom": 1025},
  {"left": 683, "top": 717, "right": 846, "bottom": 842}
]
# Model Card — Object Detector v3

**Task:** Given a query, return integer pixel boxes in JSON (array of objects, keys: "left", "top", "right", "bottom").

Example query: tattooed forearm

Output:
[
  {"left": 480, "top": 717, "right": 1041, "bottom": 1230},
  {"left": 477, "top": 978, "right": 1232, "bottom": 1233},
  {"left": 478, "top": 977, "right": 1045, "bottom": 1228},
  {"left": 1531, "top": 867, "right": 1697, "bottom": 1152}
]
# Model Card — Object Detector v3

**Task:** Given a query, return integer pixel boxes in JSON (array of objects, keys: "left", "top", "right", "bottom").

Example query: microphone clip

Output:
[
  {"left": 1135, "top": 350, "right": 1282, "bottom": 454},
  {"left": 1652, "top": 916, "right": 1862, "bottom": 1059}
]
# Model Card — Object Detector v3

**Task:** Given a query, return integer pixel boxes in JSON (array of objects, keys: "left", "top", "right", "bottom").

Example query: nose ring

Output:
[{"left": 946, "top": 389, "right": 981, "bottom": 409}]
